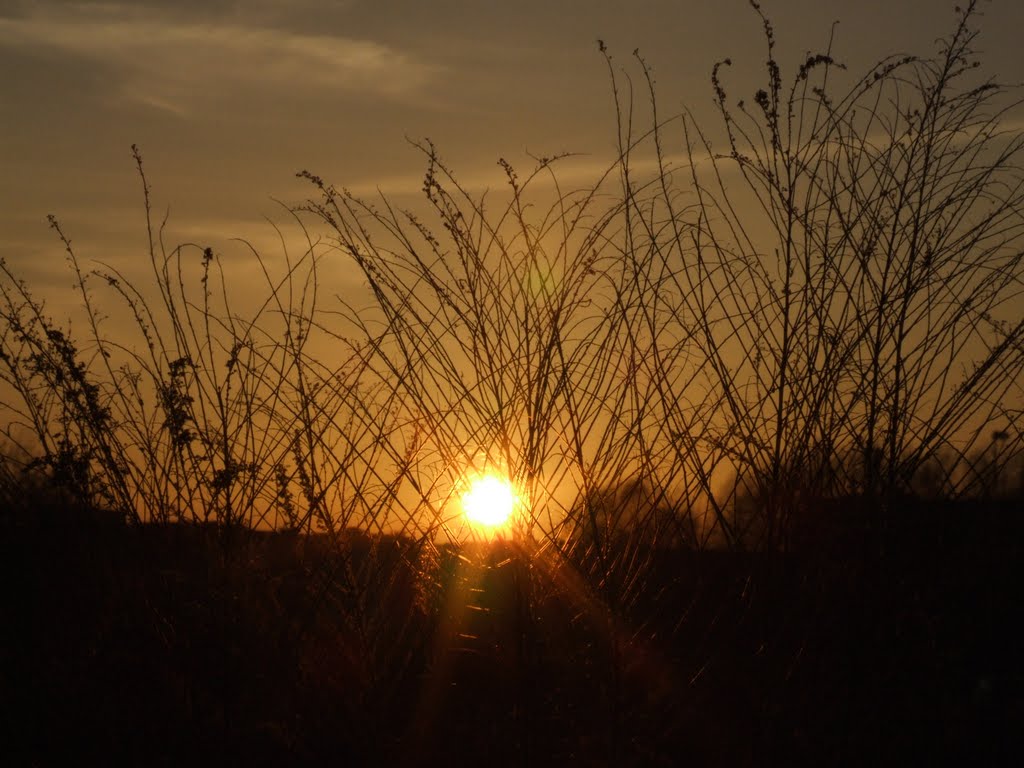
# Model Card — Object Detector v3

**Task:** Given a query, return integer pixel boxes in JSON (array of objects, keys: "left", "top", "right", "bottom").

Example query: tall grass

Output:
[
  {"left": 292, "top": 1, "right": 1023, "bottom": 554},
  {"left": 2, "top": 1, "right": 1023, "bottom": 753},
  {"left": 670, "top": 2, "right": 1024, "bottom": 546}
]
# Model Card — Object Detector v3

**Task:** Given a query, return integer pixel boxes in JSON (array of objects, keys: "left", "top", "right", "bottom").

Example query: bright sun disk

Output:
[{"left": 462, "top": 474, "right": 517, "bottom": 528}]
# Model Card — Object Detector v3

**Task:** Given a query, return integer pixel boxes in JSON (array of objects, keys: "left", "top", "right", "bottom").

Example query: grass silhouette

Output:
[{"left": 1, "top": 1, "right": 1022, "bottom": 763}]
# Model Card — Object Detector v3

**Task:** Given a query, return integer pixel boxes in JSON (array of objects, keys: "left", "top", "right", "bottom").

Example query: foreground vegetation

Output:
[
  {"left": 1, "top": 2, "right": 1022, "bottom": 763},
  {"left": 3, "top": 492, "right": 1021, "bottom": 764}
]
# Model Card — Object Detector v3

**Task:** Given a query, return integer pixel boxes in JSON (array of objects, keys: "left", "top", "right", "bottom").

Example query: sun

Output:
[{"left": 461, "top": 474, "right": 518, "bottom": 529}]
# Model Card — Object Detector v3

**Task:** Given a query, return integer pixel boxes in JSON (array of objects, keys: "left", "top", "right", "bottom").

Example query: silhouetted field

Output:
[
  {"left": 3, "top": 498, "right": 1021, "bottom": 766},
  {"left": 2, "top": 3, "right": 1022, "bottom": 764}
]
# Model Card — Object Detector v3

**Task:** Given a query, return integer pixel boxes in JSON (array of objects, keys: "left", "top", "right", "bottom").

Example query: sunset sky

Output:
[{"left": 3, "top": 0, "right": 1023, "bottom": 301}]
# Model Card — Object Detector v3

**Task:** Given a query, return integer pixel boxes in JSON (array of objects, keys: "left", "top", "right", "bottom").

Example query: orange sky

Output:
[{"left": 2, "top": 0, "right": 1023, "bottom": 306}]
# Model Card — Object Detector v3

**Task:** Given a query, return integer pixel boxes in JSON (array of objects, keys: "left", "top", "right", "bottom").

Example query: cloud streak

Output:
[{"left": 0, "top": 2, "right": 441, "bottom": 116}]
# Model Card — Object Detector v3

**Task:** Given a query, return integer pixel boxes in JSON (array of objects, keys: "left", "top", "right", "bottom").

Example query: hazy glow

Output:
[{"left": 462, "top": 474, "right": 517, "bottom": 529}]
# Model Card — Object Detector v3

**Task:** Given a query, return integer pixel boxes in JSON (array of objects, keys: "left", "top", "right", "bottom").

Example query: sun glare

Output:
[{"left": 461, "top": 474, "right": 517, "bottom": 529}]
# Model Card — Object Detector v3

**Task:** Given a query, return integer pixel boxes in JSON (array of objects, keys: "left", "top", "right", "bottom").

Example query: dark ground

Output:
[{"left": 2, "top": 499, "right": 1021, "bottom": 766}]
